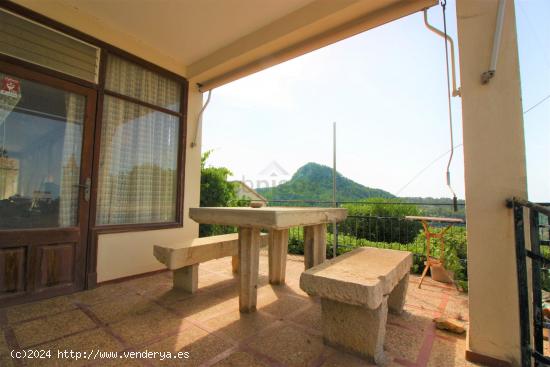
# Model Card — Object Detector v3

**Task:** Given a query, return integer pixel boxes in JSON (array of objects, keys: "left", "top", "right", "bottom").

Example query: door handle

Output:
[{"left": 74, "top": 178, "right": 91, "bottom": 202}]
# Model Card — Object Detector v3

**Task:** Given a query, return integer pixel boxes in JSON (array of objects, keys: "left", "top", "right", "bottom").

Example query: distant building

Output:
[{"left": 232, "top": 181, "right": 268, "bottom": 206}]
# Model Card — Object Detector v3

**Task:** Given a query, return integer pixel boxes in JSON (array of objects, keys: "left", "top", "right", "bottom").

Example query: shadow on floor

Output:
[{"left": 0, "top": 255, "right": 474, "bottom": 367}]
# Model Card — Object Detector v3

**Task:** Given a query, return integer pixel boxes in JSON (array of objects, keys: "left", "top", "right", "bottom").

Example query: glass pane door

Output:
[{"left": 0, "top": 72, "right": 85, "bottom": 229}]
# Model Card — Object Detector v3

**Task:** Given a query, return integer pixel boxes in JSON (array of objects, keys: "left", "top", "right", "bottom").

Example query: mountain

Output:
[{"left": 256, "top": 162, "right": 395, "bottom": 202}]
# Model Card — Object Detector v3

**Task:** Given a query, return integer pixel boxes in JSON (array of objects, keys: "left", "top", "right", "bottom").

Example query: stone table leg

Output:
[
  {"left": 268, "top": 229, "right": 288, "bottom": 284},
  {"left": 238, "top": 227, "right": 261, "bottom": 313},
  {"left": 321, "top": 296, "right": 388, "bottom": 365},
  {"left": 304, "top": 223, "right": 327, "bottom": 269},
  {"left": 388, "top": 273, "right": 409, "bottom": 315},
  {"left": 173, "top": 264, "right": 198, "bottom": 293}
]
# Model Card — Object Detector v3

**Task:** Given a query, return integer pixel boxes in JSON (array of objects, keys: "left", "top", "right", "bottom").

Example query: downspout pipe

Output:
[
  {"left": 481, "top": 0, "right": 506, "bottom": 84},
  {"left": 423, "top": 9, "right": 461, "bottom": 97},
  {"left": 191, "top": 88, "right": 212, "bottom": 148}
]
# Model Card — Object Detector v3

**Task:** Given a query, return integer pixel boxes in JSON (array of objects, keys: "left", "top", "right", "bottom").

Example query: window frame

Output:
[
  {"left": 0, "top": 2, "right": 190, "bottom": 289},
  {"left": 0, "top": 3, "right": 189, "bottom": 233},
  {"left": 90, "top": 49, "right": 188, "bottom": 232}
]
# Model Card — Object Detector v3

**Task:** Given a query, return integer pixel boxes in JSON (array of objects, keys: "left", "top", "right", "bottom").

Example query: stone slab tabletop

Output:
[
  {"left": 189, "top": 207, "right": 348, "bottom": 230},
  {"left": 300, "top": 247, "right": 413, "bottom": 309}
]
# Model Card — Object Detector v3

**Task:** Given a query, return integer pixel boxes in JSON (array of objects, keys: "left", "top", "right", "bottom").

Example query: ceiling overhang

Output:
[
  {"left": 9, "top": 0, "right": 437, "bottom": 91},
  {"left": 190, "top": 0, "right": 438, "bottom": 91}
]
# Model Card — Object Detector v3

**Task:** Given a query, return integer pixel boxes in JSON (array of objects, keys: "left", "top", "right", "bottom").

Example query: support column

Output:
[
  {"left": 388, "top": 273, "right": 409, "bottom": 315},
  {"left": 456, "top": 0, "right": 527, "bottom": 365},
  {"left": 304, "top": 223, "right": 327, "bottom": 269},
  {"left": 268, "top": 229, "right": 289, "bottom": 284},
  {"left": 173, "top": 264, "right": 199, "bottom": 293},
  {"left": 238, "top": 227, "right": 261, "bottom": 313}
]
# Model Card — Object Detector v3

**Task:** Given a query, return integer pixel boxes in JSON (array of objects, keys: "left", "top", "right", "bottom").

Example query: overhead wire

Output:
[{"left": 524, "top": 94, "right": 550, "bottom": 115}]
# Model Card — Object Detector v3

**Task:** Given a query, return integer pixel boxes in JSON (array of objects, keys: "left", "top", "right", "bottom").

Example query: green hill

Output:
[{"left": 256, "top": 162, "right": 395, "bottom": 201}]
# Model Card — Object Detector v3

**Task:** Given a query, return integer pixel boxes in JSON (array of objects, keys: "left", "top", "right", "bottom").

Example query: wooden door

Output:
[{"left": 0, "top": 62, "right": 96, "bottom": 306}]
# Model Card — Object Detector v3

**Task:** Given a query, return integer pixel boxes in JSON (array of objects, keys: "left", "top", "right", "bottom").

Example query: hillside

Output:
[{"left": 256, "top": 162, "right": 395, "bottom": 201}]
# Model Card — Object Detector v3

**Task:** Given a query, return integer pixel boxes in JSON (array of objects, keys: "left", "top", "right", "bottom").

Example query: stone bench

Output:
[
  {"left": 300, "top": 247, "right": 413, "bottom": 364},
  {"left": 154, "top": 233, "right": 269, "bottom": 293}
]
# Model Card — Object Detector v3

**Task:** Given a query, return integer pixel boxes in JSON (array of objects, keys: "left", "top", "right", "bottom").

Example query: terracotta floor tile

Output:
[
  {"left": 202, "top": 309, "right": 276, "bottom": 341},
  {"left": 387, "top": 310, "right": 431, "bottom": 334},
  {"left": 427, "top": 337, "right": 482, "bottom": 367},
  {"left": 205, "top": 284, "right": 240, "bottom": 301},
  {"left": 95, "top": 358, "right": 146, "bottom": 366},
  {"left": 146, "top": 324, "right": 232, "bottom": 367},
  {"left": 109, "top": 306, "right": 187, "bottom": 347},
  {"left": 124, "top": 272, "right": 173, "bottom": 290},
  {"left": 165, "top": 293, "right": 236, "bottom": 321},
  {"left": 443, "top": 296, "right": 470, "bottom": 321},
  {"left": 0, "top": 354, "right": 16, "bottom": 367},
  {"left": 25, "top": 329, "right": 124, "bottom": 367},
  {"left": 0, "top": 253, "right": 471, "bottom": 367},
  {"left": 255, "top": 286, "right": 311, "bottom": 319},
  {"left": 13, "top": 309, "right": 96, "bottom": 348},
  {"left": 70, "top": 281, "right": 136, "bottom": 306},
  {"left": 0, "top": 330, "right": 9, "bottom": 354},
  {"left": 6, "top": 296, "right": 76, "bottom": 324},
  {"left": 247, "top": 323, "right": 325, "bottom": 367},
  {"left": 211, "top": 351, "right": 268, "bottom": 367},
  {"left": 384, "top": 323, "right": 424, "bottom": 362},
  {"left": 90, "top": 293, "right": 160, "bottom": 325},
  {"left": 321, "top": 349, "right": 377, "bottom": 367},
  {"left": 404, "top": 291, "right": 443, "bottom": 313},
  {"left": 145, "top": 287, "right": 196, "bottom": 306},
  {"left": 198, "top": 273, "right": 234, "bottom": 289},
  {"left": 290, "top": 303, "right": 322, "bottom": 331}
]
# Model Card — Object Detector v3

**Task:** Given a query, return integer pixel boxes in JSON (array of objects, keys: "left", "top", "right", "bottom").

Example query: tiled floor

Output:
[{"left": 0, "top": 252, "right": 477, "bottom": 367}]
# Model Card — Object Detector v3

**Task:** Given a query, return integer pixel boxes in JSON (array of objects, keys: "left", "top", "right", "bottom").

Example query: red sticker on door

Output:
[{"left": 1, "top": 76, "right": 21, "bottom": 98}]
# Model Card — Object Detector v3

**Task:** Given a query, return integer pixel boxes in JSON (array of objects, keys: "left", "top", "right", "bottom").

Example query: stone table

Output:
[{"left": 189, "top": 207, "right": 347, "bottom": 312}]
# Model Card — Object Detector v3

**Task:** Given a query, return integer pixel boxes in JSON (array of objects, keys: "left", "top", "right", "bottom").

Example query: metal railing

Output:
[
  {"left": 508, "top": 197, "right": 550, "bottom": 367},
  {"left": 203, "top": 199, "right": 467, "bottom": 278}
]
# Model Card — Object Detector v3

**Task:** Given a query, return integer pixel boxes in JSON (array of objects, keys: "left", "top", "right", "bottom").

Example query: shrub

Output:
[
  {"left": 411, "top": 226, "right": 468, "bottom": 291},
  {"left": 199, "top": 150, "right": 247, "bottom": 237},
  {"left": 341, "top": 198, "right": 422, "bottom": 243}
]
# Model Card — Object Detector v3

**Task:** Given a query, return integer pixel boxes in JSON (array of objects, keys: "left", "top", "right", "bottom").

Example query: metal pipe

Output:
[
  {"left": 191, "top": 89, "right": 212, "bottom": 148},
  {"left": 423, "top": 9, "right": 461, "bottom": 97},
  {"left": 332, "top": 121, "right": 338, "bottom": 258},
  {"left": 481, "top": 0, "right": 506, "bottom": 84}
]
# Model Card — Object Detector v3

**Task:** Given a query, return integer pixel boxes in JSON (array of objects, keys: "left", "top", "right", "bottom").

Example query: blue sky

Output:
[{"left": 202, "top": 0, "right": 549, "bottom": 202}]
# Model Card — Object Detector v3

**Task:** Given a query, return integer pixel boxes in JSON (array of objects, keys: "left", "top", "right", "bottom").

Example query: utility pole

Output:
[{"left": 332, "top": 122, "right": 338, "bottom": 258}]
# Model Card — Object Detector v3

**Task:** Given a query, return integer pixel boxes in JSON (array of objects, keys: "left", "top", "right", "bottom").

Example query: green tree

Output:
[{"left": 199, "top": 151, "right": 248, "bottom": 236}]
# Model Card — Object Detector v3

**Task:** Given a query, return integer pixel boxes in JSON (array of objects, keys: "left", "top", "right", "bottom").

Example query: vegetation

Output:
[
  {"left": 411, "top": 226, "right": 468, "bottom": 291},
  {"left": 199, "top": 151, "right": 249, "bottom": 236},
  {"left": 287, "top": 224, "right": 468, "bottom": 292},
  {"left": 341, "top": 198, "right": 422, "bottom": 243},
  {"left": 199, "top": 157, "right": 469, "bottom": 291},
  {"left": 402, "top": 196, "right": 466, "bottom": 219},
  {"left": 257, "top": 162, "right": 394, "bottom": 202}
]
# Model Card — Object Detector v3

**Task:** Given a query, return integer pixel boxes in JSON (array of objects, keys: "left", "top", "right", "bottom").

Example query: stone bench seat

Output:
[
  {"left": 154, "top": 233, "right": 268, "bottom": 293},
  {"left": 300, "top": 247, "right": 413, "bottom": 364}
]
